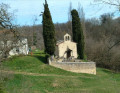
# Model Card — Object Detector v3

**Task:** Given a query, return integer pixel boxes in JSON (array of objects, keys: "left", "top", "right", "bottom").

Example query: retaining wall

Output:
[{"left": 49, "top": 59, "right": 96, "bottom": 75}]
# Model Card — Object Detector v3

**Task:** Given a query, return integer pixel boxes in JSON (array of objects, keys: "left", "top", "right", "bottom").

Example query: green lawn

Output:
[{"left": 0, "top": 50, "right": 120, "bottom": 93}]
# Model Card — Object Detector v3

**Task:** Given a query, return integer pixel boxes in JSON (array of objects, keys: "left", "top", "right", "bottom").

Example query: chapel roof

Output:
[{"left": 56, "top": 40, "right": 77, "bottom": 46}]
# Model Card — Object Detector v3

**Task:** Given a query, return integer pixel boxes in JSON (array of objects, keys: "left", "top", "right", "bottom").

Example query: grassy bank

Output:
[{"left": 0, "top": 50, "right": 120, "bottom": 93}]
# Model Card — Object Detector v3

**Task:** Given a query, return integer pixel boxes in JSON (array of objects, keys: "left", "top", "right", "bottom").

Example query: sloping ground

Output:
[{"left": 0, "top": 50, "right": 120, "bottom": 93}]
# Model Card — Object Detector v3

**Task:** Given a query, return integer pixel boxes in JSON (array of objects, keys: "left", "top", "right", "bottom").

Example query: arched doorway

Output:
[{"left": 66, "top": 49, "right": 72, "bottom": 59}]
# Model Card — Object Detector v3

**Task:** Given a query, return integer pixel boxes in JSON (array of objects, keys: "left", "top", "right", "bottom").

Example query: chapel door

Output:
[{"left": 67, "top": 50, "right": 71, "bottom": 58}]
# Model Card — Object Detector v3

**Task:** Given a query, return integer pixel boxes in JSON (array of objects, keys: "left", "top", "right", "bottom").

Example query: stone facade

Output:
[
  {"left": 49, "top": 59, "right": 96, "bottom": 75},
  {"left": 9, "top": 38, "right": 29, "bottom": 56},
  {"left": 55, "top": 33, "right": 77, "bottom": 58}
]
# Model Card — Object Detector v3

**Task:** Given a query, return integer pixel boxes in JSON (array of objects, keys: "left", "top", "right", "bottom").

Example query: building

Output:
[
  {"left": 0, "top": 29, "right": 29, "bottom": 60},
  {"left": 0, "top": 38, "right": 29, "bottom": 57},
  {"left": 49, "top": 33, "right": 96, "bottom": 75},
  {"left": 55, "top": 33, "right": 77, "bottom": 58},
  {"left": 9, "top": 38, "right": 29, "bottom": 56}
]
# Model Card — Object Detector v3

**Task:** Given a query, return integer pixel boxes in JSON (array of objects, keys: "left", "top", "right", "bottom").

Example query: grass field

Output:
[{"left": 0, "top": 50, "right": 120, "bottom": 93}]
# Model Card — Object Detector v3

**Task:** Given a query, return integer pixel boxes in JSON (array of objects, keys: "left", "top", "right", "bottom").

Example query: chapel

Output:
[{"left": 55, "top": 33, "right": 77, "bottom": 59}]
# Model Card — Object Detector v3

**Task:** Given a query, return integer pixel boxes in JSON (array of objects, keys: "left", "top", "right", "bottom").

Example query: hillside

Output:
[{"left": 0, "top": 50, "right": 120, "bottom": 93}]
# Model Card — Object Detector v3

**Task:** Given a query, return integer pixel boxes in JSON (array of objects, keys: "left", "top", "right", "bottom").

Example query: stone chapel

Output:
[{"left": 55, "top": 33, "right": 77, "bottom": 58}]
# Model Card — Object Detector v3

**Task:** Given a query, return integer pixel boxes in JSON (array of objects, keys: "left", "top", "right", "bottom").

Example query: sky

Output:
[{"left": 0, "top": 0, "right": 118, "bottom": 26}]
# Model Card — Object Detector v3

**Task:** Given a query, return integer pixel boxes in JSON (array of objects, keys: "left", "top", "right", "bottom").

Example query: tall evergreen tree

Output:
[
  {"left": 71, "top": 9, "right": 85, "bottom": 59},
  {"left": 42, "top": 0, "right": 56, "bottom": 55}
]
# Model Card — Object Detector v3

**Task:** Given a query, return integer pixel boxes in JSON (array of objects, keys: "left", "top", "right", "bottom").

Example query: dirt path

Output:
[{"left": 0, "top": 70, "right": 94, "bottom": 78}]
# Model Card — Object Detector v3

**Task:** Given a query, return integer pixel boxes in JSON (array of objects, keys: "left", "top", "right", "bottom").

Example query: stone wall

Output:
[{"left": 49, "top": 59, "right": 96, "bottom": 75}]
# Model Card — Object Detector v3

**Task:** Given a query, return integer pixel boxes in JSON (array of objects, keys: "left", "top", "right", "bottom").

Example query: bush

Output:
[{"left": 0, "top": 83, "right": 6, "bottom": 93}]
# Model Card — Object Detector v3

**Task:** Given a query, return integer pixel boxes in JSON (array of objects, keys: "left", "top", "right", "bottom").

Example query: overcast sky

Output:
[{"left": 0, "top": 0, "right": 118, "bottom": 26}]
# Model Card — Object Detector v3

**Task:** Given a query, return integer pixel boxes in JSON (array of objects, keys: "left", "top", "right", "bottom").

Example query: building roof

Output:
[{"left": 56, "top": 40, "right": 77, "bottom": 46}]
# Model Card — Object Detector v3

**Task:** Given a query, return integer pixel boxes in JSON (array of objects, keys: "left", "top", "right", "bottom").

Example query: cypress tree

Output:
[
  {"left": 43, "top": 0, "right": 56, "bottom": 55},
  {"left": 71, "top": 9, "right": 85, "bottom": 59}
]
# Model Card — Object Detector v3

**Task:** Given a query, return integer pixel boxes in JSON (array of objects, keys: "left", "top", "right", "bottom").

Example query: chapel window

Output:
[
  {"left": 66, "top": 36, "right": 68, "bottom": 41},
  {"left": 68, "top": 36, "right": 69, "bottom": 41}
]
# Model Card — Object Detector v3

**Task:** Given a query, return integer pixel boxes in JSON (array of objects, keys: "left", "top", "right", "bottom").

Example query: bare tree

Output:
[
  {"left": 94, "top": 0, "right": 120, "bottom": 7},
  {"left": 93, "top": 0, "right": 120, "bottom": 51},
  {"left": 77, "top": 3, "right": 86, "bottom": 39},
  {"left": 32, "top": 15, "right": 38, "bottom": 46},
  {"left": 68, "top": 2, "right": 72, "bottom": 22},
  {"left": 0, "top": 3, "right": 19, "bottom": 62},
  {"left": 78, "top": 3, "right": 85, "bottom": 23}
]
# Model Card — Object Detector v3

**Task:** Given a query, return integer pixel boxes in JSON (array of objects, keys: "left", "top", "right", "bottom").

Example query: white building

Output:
[
  {"left": 0, "top": 38, "right": 29, "bottom": 57},
  {"left": 9, "top": 38, "right": 29, "bottom": 56},
  {"left": 55, "top": 33, "right": 78, "bottom": 58}
]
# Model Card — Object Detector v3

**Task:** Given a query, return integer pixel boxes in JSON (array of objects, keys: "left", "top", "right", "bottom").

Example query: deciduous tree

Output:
[{"left": 0, "top": 3, "right": 19, "bottom": 61}]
